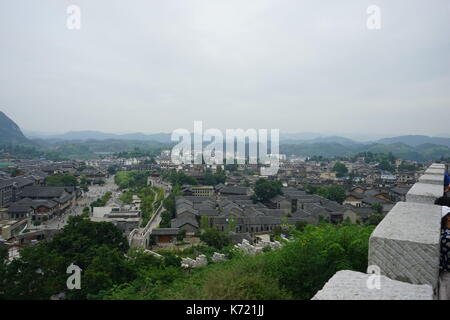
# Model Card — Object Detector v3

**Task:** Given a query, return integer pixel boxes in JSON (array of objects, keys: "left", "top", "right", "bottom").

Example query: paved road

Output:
[{"left": 36, "top": 175, "right": 120, "bottom": 230}]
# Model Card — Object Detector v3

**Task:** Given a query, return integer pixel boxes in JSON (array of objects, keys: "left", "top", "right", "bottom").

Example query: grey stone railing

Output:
[
  {"left": 368, "top": 202, "right": 441, "bottom": 290},
  {"left": 313, "top": 163, "right": 447, "bottom": 300},
  {"left": 128, "top": 191, "right": 168, "bottom": 248},
  {"left": 312, "top": 270, "right": 433, "bottom": 300}
]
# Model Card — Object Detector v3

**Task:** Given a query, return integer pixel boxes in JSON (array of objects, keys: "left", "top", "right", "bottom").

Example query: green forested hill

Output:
[
  {"left": 280, "top": 141, "right": 450, "bottom": 161},
  {"left": 0, "top": 111, "right": 30, "bottom": 145}
]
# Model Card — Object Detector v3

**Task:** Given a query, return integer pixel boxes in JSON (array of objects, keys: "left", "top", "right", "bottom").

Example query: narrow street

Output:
[{"left": 36, "top": 175, "right": 119, "bottom": 230}]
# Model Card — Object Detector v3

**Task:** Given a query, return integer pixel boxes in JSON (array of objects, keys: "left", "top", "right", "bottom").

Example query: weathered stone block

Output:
[
  {"left": 430, "top": 163, "right": 445, "bottom": 170},
  {"left": 312, "top": 270, "right": 433, "bottom": 300},
  {"left": 368, "top": 202, "right": 441, "bottom": 291},
  {"left": 406, "top": 182, "right": 443, "bottom": 204},
  {"left": 425, "top": 168, "right": 445, "bottom": 176},
  {"left": 419, "top": 174, "right": 444, "bottom": 186},
  {"left": 212, "top": 252, "right": 227, "bottom": 262}
]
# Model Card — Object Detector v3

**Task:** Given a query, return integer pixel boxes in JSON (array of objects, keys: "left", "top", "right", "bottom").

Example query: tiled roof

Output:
[{"left": 151, "top": 228, "right": 180, "bottom": 236}]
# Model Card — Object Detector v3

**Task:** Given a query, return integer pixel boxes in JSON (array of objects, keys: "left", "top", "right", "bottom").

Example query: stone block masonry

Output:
[
  {"left": 406, "top": 183, "right": 444, "bottom": 204},
  {"left": 312, "top": 163, "right": 447, "bottom": 300},
  {"left": 419, "top": 174, "right": 445, "bottom": 185},
  {"left": 425, "top": 167, "right": 445, "bottom": 176},
  {"left": 312, "top": 270, "right": 433, "bottom": 300},
  {"left": 430, "top": 163, "right": 446, "bottom": 170},
  {"left": 368, "top": 202, "right": 441, "bottom": 290},
  {"left": 407, "top": 163, "right": 444, "bottom": 204}
]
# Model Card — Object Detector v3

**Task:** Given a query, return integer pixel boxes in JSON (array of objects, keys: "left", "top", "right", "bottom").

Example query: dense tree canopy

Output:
[
  {"left": 200, "top": 228, "right": 231, "bottom": 250},
  {"left": 305, "top": 184, "right": 346, "bottom": 204},
  {"left": 90, "top": 192, "right": 112, "bottom": 209},
  {"left": 332, "top": 162, "right": 348, "bottom": 178},
  {"left": 115, "top": 171, "right": 150, "bottom": 189},
  {"left": 203, "top": 167, "right": 226, "bottom": 186},
  {"left": 99, "top": 223, "right": 373, "bottom": 300},
  {"left": 1, "top": 214, "right": 374, "bottom": 301},
  {"left": 317, "top": 185, "right": 346, "bottom": 204},
  {"left": 161, "top": 170, "right": 198, "bottom": 186},
  {"left": 160, "top": 185, "right": 182, "bottom": 228},
  {"left": 0, "top": 216, "right": 130, "bottom": 300},
  {"left": 45, "top": 174, "right": 78, "bottom": 187},
  {"left": 253, "top": 179, "right": 283, "bottom": 202}
]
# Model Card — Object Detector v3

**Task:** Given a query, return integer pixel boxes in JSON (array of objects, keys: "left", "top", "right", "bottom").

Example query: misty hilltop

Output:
[{"left": 0, "top": 111, "right": 31, "bottom": 145}]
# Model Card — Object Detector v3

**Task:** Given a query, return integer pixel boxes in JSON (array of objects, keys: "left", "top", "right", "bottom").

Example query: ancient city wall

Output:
[{"left": 313, "top": 163, "right": 447, "bottom": 300}]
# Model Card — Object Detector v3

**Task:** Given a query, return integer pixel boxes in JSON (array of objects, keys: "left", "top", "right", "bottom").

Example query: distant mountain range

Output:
[
  {"left": 2, "top": 111, "right": 449, "bottom": 161},
  {"left": 24, "top": 129, "right": 450, "bottom": 148},
  {"left": 280, "top": 135, "right": 360, "bottom": 146},
  {"left": 0, "top": 111, "right": 31, "bottom": 145},
  {"left": 25, "top": 130, "right": 173, "bottom": 143},
  {"left": 376, "top": 135, "right": 450, "bottom": 148},
  {"left": 280, "top": 141, "right": 450, "bottom": 162}
]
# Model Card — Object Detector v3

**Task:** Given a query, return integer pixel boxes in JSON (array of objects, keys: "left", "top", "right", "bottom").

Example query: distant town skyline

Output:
[{"left": 1, "top": 1, "right": 450, "bottom": 136}]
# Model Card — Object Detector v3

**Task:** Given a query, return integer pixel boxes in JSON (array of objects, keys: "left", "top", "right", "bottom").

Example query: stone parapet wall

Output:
[
  {"left": 312, "top": 270, "right": 433, "bottom": 300},
  {"left": 312, "top": 163, "right": 447, "bottom": 300},
  {"left": 368, "top": 202, "right": 441, "bottom": 290}
]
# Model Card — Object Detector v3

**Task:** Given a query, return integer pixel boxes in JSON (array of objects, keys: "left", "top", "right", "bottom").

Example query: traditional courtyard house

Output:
[
  {"left": 342, "top": 206, "right": 359, "bottom": 223},
  {"left": 30, "top": 200, "right": 59, "bottom": 221},
  {"left": 364, "top": 188, "right": 391, "bottom": 201},
  {"left": 59, "top": 162, "right": 78, "bottom": 174},
  {"left": 397, "top": 172, "right": 415, "bottom": 184},
  {"left": 0, "top": 180, "right": 13, "bottom": 208},
  {"left": 11, "top": 177, "right": 34, "bottom": 201},
  {"left": 214, "top": 183, "right": 226, "bottom": 193},
  {"left": 79, "top": 168, "right": 105, "bottom": 179},
  {"left": 291, "top": 209, "right": 320, "bottom": 225},
  {"left": 9, "top": 198, "right": 59, "bottom": 221},
  {"left": 28, "top": 170, "right": 47, "bottom": 185},
  {"left": 4, "top": 203, "right": 33, "bottom": 220},
  {"left": 171, "top": 216, "right": 199, "bottom": 234},
  {"left": 361, "top": 193, "right": 393, "bottom": 213},
  {"left": 351, "top": 186, "right": 366, "bottom": 194},
  {"left": 365, "top": 173, "right": 379, "bottom": 185},
  {"left": 218, "top": 186, "right": 250, "bottom": 196},
  {"left": 271, "top": 188, "right": 308, "bottom": 214},
  {"left": 344, "top": 206, "right": 374, "bottom": 223},
  {"left": 177, "top": 206, "right": 198, "bottom": 219},
  {"left": 320, "top": 171, "right": 336, "bottom": 180},
  {"left": 191, "top": 185, "right": 214, "bottom": 197},
  {"left": 41, "top": 165, "right": 63, "bottom": 175},
  {"left": 180, "top": 185, "right": 193, "bottom": 196},
  {"left": 19, "top": 186, "right": 79, "bottom": 214},
  {"left": 0, "top": 170, "right": 10, "bottom": 180},
  {"left": 389, "top": 186, "right": 411, "bottom": 202},
  {"left": 150, "top": 228, "right": 180, "bottom": 244},
  {"left": 329, "top": 212, "right": 344, "bottom": 224},
  {"left": 343, "top": 192, "right": 364, "bottom": 207},
  {"left": 272, "top": 195, "right": 291, "bottom": 214}
]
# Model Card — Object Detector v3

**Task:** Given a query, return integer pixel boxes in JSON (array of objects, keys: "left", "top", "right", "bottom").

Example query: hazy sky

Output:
[{"left": 1, "top": 0, "right": 449, "bottom": 136}]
